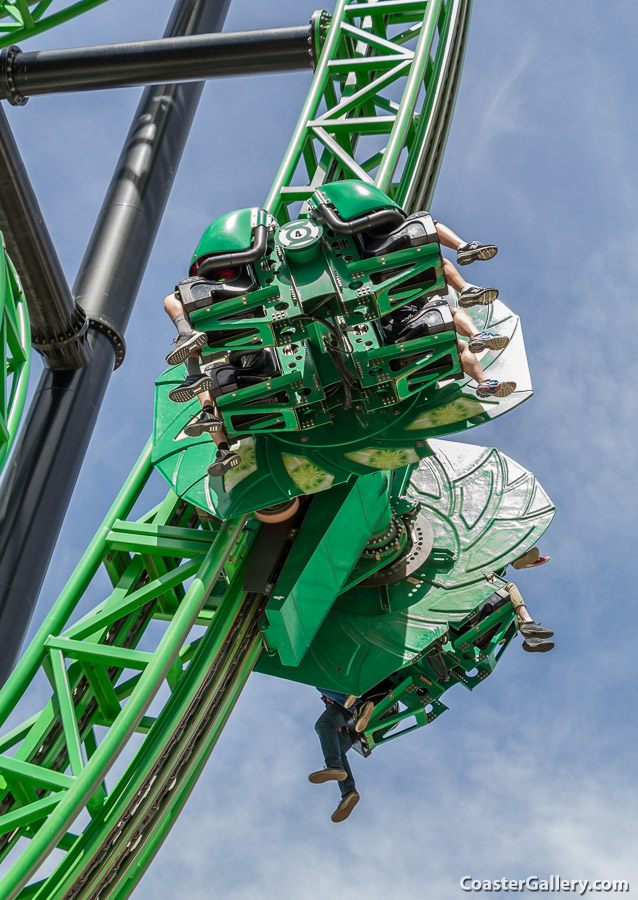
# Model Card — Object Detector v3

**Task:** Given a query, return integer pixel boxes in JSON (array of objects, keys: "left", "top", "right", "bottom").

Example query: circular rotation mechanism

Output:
[{"left": 0, "top": 2, "right": 555, "bottom": 899}]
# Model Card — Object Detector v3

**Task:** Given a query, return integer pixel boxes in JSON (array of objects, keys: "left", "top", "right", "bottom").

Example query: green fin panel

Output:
[
  {"left": 153, "top": 297, "right": 530, "bottom": 519},
  {"left": 256, "top": 438, "right": 554, "bottom": 695},
  {"left": 309, "top": 180, "right": 401, "bottom": 220}
]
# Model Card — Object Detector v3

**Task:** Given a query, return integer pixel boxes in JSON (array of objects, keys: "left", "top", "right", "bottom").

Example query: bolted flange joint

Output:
[
  {"left": 309, "top": 10, "right": 332, "bottom": 70},
  {"left": 0, "top": 46, "right": 28, "bottom": 106},
  {"left": 87, "top": 314, "right": 127, "bottom": 370},
  {"left": 31, "top": 304, "right": 91, "bottom": 370}
]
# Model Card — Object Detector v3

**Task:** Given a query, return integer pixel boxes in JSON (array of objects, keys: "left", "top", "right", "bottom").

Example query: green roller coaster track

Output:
[
  {"left": 0, "top": 1, "right": 111, "bottom": 48},
  {"left": 266, "top": 0, "right": 471, "bottom": 219},
  {"left": 0, "top": 2, "right": 553, "bottom": 897},
  {"left": 0, "top": 233, "right": 29, "bottom": 470}
]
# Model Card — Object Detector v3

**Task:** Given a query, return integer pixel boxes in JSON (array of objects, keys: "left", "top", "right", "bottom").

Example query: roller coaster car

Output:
[
  {"left": 153, "top": 182, "right": 528, "bottom": 519},
  {"left": 174, "top": 185, "right": 459, "bottom": 436}
]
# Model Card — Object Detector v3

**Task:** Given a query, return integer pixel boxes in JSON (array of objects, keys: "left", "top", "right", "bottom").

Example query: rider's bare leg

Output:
[
  {"left": 451, "top": 308, "right": 479, "bottom": 339},
  {"left": 436, "top": 222, "right": 465, "bottom": 251},
  {"left": 457, "top": 338, "right": 486, "bottom": 383}
]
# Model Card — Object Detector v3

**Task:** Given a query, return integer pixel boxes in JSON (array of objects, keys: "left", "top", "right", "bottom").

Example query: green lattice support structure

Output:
[
  {"left": 0, "top": 443, "right": 270, "bottom": 898},
  {"left": 0, "top": 2, "right": 552, "bottom": 897},
  {"left": 0, "top": 233, "right": 29, "bottom": 470},
  {"left": 267, "top": 0, "right": 472, "bottom": 218},
  {"left": 0, "top": 1, "right": 111, "bottom": 48}
]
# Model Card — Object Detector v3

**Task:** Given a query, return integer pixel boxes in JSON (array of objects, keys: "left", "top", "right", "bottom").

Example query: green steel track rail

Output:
[
  {"left": 0, "top": 442, "right": 269, "bottom": 899},
  {"left": 0, "top": 2, "right": 111, "bottom": 50},
  {"left": 0, "top": 1, "right": 473, "bottom": 895},
  {"left": 0, "top": 236, "right": 29, "bottom": 470},
  {"left": 266, "top": 0, "right": 471, "bottom": 217}
]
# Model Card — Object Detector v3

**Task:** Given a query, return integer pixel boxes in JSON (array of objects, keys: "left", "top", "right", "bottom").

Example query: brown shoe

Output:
[
  {"left": 331, "top": 791, "right": 360, "bottom": 823},
  {"left": 354, "top": 700, "right": 374, "bottom": 733},
  {"left": 512, "top": 547, "right": 550, "bottom": 570},
  {"left": 308, "top": 767, "right": 347, "bottom": 784}
]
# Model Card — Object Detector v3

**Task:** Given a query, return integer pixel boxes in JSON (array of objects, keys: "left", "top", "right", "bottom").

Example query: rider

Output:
[
  {"left": 164, "top": 209, "right": 278, "bottom": 477},
  {"left": 163, "top": 286, "right": 240, "bottom": 478},
  {"left": 308, "top": 688, "right": 374, "bottom": 823},
  {"left": 308, "top": 181, "right": 516, "bottom": 399}
]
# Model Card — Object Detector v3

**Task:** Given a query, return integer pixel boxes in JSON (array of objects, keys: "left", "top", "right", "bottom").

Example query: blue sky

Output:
[{"left": 3, "top": 0, "right": 638, "bottom": 896}]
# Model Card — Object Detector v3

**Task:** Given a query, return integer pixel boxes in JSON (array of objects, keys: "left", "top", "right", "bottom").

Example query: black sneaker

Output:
[
  {"left": 207, "top": 447, "right": 241, "bottom": 478},
  {"left": 458, "top": 285, "right": 499, "bottom": 308},
  {"left": 167, "top": 373, "right": 212, "bottom": 403},
  {"left": 456, "top": 241, "right": 498, "bottom": 266},
  {"left": 520, "top": 622, "right": 554, "bottom": 639},
  {"left": 184, "top": 409, "right": 223, "bottom": 437},
  {"left": 165, "top": 331, "right": 207, "bottom": 366},
  {"left": 522, "top": 638, "right": 555, "bottom": 653}
]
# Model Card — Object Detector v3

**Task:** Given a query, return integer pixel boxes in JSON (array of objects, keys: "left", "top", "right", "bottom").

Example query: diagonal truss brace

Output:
[{"left": 266, "top": 0, "right": 472, "bottom": 219}]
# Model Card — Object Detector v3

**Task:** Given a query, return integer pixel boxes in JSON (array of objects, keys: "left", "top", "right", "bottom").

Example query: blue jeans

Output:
[
  {"left": 316, "top": 687, "right": 348, "bottom": 707},
  {"left": 314, "top": 702, "right": 356, "bottom": 796}
]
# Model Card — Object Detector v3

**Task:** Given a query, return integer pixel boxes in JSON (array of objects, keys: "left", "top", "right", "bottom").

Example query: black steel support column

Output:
[
  {"left": 0, "top": 26, "right": 312, "bottom": 101},
  {"left": 0, "top": 0, "right": 231, "bottom": 685},
  {"left": 0, "top": 106, "right": 89, "bottom": 369}
]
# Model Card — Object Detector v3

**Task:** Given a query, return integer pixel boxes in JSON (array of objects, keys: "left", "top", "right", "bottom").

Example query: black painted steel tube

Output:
[
  {"left": 0, "top": 105, "right": 89, "bottom": 368},
  {"left": 0, "top": 26, "right": 311, "bottom": 101},
  {"left": 0, "top": 0, "right": 231, "bottom": 686}
]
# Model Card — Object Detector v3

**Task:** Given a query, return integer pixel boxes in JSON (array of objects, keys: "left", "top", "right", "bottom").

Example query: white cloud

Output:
[{"left": 139, "top": 675, "right": 638, "bottom": 899}]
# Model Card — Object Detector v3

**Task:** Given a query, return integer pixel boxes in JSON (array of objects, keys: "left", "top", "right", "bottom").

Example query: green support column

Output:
[
  {"left": 0, "top": 438, "right": 263, "bottom": 899},
  {"left": 0, "top": 236, "right": 29, "bottom": 470}
]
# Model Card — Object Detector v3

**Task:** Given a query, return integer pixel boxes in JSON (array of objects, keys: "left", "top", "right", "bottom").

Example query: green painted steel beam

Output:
[
  {"left": 0, "top": 1, "right": 112, "bottom": 48},
  {"left": 0, "top": 794, "right": 62, "bottom": 833},
  {"left": 0, "top": 497, "right": 255, "bottom": 898},
  {"left": 0, "top": 236, "right": 29, "bottom": 471},
  {"left": 265, "top": 0, "right": 472, "bottom": 219}
]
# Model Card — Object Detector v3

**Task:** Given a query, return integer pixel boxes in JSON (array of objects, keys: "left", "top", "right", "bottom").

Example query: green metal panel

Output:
[
  {"left": 312, "top": 179, "right": 402, "bottom": 220},
  {"left": 0, "top": 1, "right": 112, "bottom": 48},
  {"left": 0, "top": 233, "right": 30, "bottom": 471},
  {"left": 189, "top": 208, "right": 265, "bottom": 273},
  {"left": 257, "top": 439, "right": 555, "bottom": 702},
  {"left": 264, "top": 469, "right": 393, "bottom": 665}
]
